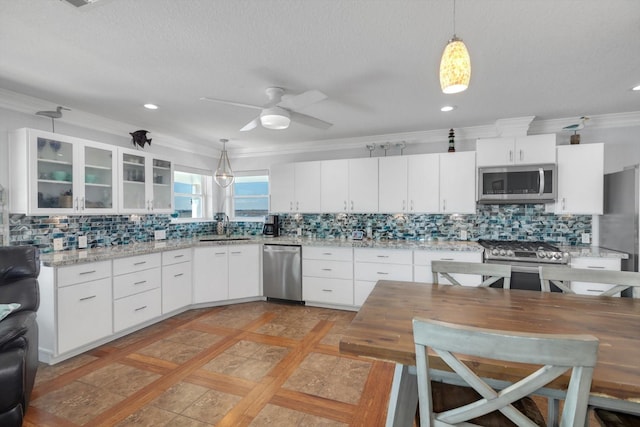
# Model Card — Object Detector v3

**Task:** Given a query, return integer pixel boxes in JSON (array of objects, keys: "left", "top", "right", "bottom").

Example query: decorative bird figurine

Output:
[
  {"left": 562, "top": 116, "right": 589, "bottom": 144},
  {"left": 35, "top": 106, "right": 70, "bottom": 132},
  {"left": 130, "top": 130, "right": 152, "bottom": 149}
]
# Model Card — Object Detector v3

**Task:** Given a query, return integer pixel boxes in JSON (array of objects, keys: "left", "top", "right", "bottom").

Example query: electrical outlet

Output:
[
  {"left": 78, "top": 235, "right": 88, "bottom": 249},
  {"left": 53, "top": 238, "right": 64, "bottom": 251},
  {"left": 460, "top": 230, "right": 468, "bottom": 240},
  {"left": 154, "top": 230, "right": 166, "bottom": 240},
  {"left": 581, "top": 233, "right": 591, "bottom": 244},
  {"left": 296, "top": 227, "right": 302, "bottom": 237}
]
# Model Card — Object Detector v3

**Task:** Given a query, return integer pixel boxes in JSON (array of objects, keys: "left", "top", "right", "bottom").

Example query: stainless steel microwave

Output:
[{"left": 477, "top": 164, "right": 557, "bottom": 204}]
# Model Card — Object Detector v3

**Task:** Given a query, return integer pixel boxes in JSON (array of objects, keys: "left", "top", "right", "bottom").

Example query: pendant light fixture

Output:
[
  {"left": 214, "top": 138, "right": 235, "bottom": 188},
  {"left": 439, "top": 0, "right": 471, "bottom": 94}
]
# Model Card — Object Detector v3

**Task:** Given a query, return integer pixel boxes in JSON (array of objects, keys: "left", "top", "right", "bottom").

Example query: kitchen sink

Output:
[{"left": 199, "top": 236, "right": 252, "bottom": 242}]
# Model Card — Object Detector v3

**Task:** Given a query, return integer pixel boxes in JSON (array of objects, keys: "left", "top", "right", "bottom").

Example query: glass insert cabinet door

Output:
[
  {"left": 121, "top": 152, "right": 148, "bottom": 211},
  {"left": 82, "top": 144, "right": 115, "bottom": 212},
  {"left": 36, "top": 136, "right": 74, "bottom": 210},
  {"left": 152, "top": 159, "right": 172, "bottom": 211}
]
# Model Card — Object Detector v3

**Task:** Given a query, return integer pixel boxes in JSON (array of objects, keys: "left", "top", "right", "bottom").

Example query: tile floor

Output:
[{"left": 25, "top": 302, "right": 394, "bottom": 426}]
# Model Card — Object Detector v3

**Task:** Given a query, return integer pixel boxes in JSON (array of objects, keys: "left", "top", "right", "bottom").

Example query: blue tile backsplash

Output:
[{"left": 9, "top": 204, "right": 591, "bottom": 252}]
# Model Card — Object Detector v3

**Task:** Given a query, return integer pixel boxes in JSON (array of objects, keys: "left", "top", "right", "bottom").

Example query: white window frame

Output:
[
  {"left": 172, "top": 166, "right": 214, "bottom": 223},
  {"left": 227, "top": 170, "right": 269, "bottom": 222}
]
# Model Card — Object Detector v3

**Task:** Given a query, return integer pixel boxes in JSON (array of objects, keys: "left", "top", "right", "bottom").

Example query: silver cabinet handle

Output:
[
  {"left": 562, "top": 197, "right": 566, "bottom": 210},
  {"left": 79, "top": 270, "right": 96, "bottom": 275},
  {"left": 377, "top": 272, "right": 389, "bottom": 275},
  {"left": 350, "top": 200, "right": 354, "bottom": 211},
  {"left": 289, "top": 201, "right": 293, "bottom": 211},
  {"left": 230, "top": 251, "right": 242, "bottom": 255},
  {"left": 377, "top": 255, "right": 389, "bottom": 258},
  {"left": 150, "top": 199, "right": 154, "bottom": 211},
  {"left": 343, "top": 200, "right": 347, "bottom": 211},
  {"left": 442, "top": 199, "right": 446, "bottom": 211},
  {"left": 81, "top": 196, "right": 85, "bottom": 210},
  {"left": 587, "top": 266, "right": 606, "bottom": 269},
  {"left": 440, "top": 258, "right": 454, "bottom": 261},
  {"left": 134, "top": 261, "right": 147, "bottom": 265},
  {"left": 509, "top": 150, "right": 513, "bottom": 162},
  {"left": 520, "top": 149, "right": 524, "bottom": 161},
  {"left": 402, "top": 200, "right": 406, "bottom": 211},
  {"left": 296, "top": 201, "right": 299, "bottom": 211},
  {"left": 322, "top": 252, "right": 333, "bottom": 256},
  {"left": 174, "top": 273, "right": 184, "bottom": 277},
  {"left": 174, "top": 254, "right": 184, "bottom": 258},
  {"left": 134, "top": 305, "right": 147, "bottom": 312},
  {"left": 321, "top": 268, "right": 333, "bottom": 271},
  {"left": 79, "top": 295, "right": 96, "bottom": 301},
  {"left": 410, "top": 200, "right": 414, "bottom": 211},
  {"left": 215, "top": 252, "right": 226, "bottom": 255},
  {"left": 74, "top": 197, "right": 79, "bottom": 211},
  {"left": 322, "top": 289, "right": 333, "bottom": 292},
  {"left": 134, "top": 280, "right": 147, "bottom": 285}
]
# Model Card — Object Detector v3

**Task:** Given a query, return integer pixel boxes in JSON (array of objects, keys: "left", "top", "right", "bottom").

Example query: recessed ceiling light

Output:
[
  {"left": 144, "top": 103, "right": 158, "bottom": 110},
  {"left": 632, "top": 85, "right": 640, "bottom": 91},
  {"left": 440, "top": 105, "right": 456, "bottom": 112}
]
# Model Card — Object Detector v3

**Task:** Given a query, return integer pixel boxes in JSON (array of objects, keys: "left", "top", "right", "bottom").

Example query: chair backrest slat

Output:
[
  {"left": 539, "top": 265, "right": 640, "bottom": 297},
  {"left": 431, "top": 260, "right": 512, "bottom": 289},
  {"left": 413, "top": 318, "right": 599, "bottom": 427}
]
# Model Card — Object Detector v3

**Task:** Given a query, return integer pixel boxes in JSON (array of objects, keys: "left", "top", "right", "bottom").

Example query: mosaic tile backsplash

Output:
[{"left": 9, "top": 204, "right": 591, "bottom": 252}]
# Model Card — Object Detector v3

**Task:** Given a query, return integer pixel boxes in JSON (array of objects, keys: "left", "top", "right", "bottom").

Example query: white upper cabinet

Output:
[
  {"left": 379, "top": 154, "right": 440, "bottom": 213},
  {"left": 476, "top": 134, "right": 556, "bottom": 167},
  {"left": 9, "top": 128, "right": 118, "bottom": 215},
  {"left": 321, "top": 158, "right": 378, "bottom": 213},
  {"left": 269, "top": 161, "right": 321, "bottom": 213},
  {"left": 118, "top": 148, "right": 174, "bottom": 214},
  {"left": 439, "top": 151, "right": 476, "bottom": 214},
  {"left": 555, "top": 143, "right": 604, "bottom": 215}
]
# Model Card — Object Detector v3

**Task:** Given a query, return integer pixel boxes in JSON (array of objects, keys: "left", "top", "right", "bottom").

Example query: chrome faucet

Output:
[{"left": 224, "top": 215, "right": 231, "bottom": 237}]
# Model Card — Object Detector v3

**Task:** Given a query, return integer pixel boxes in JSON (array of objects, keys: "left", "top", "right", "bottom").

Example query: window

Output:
[
  {"left": 173, "top": 168, "right": 212, "bottom": 220},
  {"left": 230, "top": 171, "right": 269, "bottom": 221}
]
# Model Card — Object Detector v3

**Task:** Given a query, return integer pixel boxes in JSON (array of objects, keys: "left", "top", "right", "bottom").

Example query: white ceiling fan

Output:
[{"left": 201, "top": 87, "right": 332, "bottom": 132}]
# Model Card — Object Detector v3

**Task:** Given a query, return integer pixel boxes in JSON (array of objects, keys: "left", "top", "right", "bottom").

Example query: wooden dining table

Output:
[{"left": 339, "top": 280, "right": 640, "bottom": 427}]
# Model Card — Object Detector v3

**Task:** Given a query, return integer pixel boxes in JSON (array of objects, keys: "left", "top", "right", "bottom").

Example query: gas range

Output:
[{"left": 478, "top": 239, "right": 569, "bottom": 265}]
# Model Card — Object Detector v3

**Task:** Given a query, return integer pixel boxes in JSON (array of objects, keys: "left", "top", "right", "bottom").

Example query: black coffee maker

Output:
[{"left": 262, "top": 215, "right": 279, "bottom": 237}]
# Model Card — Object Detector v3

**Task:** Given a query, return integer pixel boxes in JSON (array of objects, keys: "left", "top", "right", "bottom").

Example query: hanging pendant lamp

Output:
[
  {"left": 214, "top": 139, "right": 235, "bottom": 188},
  {"left": 439, "top": 0, "right": 471, "bottom": 94}
]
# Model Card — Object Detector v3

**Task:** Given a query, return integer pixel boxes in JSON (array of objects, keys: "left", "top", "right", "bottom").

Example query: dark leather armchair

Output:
[{"left": 0, "top": 246, "right": 40, "bottom": 426}]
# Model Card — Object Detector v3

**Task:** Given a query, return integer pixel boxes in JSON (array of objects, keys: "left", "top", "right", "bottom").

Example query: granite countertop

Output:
[{"left": 39, "top": 236, "right": 627, "bottom": 267}]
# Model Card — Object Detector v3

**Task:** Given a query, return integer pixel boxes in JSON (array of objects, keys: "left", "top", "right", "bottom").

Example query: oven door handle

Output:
[
  {"left": 539, "top": 168, "right": 545, "bottom": 196},
  {"left": 511, "top": 264, "right": 541, "bottom": 274}
]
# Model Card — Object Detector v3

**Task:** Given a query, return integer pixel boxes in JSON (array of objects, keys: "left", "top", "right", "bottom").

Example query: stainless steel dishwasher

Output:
[{"left": 263, "top": 244, "right": 303, "bottom": 303}]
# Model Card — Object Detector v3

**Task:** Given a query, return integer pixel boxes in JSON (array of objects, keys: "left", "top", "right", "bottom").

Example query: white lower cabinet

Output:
[
  {"left": 413, "top": 250, "right": 483, "bottom": 286},
  {"left": 162, "top": 248, "right": 192, "bottom": 314},
  {"left": 228, "top": 245, "right": 261, "bottom": 299},
  {"left": 303, "top": 246, "right": 354, "bottom": 307},
  {"left": 113, "top": 253, "right": 162, "bottom": 332},
  {"left": 570, "top": 256, "right": 621, "bottom": 296},
  {"left": 193, "top": 244, "right": 261, "bottom": 303},
  {"left": 57, "top": 276, "right": 112, "bottom": 354},
  {"left": 354, "top": 248, "right": 412, "bottom": 306}
]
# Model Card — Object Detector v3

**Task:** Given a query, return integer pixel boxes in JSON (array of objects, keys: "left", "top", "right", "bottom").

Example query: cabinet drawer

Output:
[
  {"left": 57, "top": 261, "right": 111, "bottom": 287},
  {"left": 303, "top": 246, "right": 353, "bottom": 262},
  {"left": 303, "top": 277, "right": 353, "bottom": 305},
  {"left": 570, "top": 281, "right": 620, "bottom": 296},
  {"left": 113, "top": 253, "right": 161, "bottom": 275},
  {"left": 303, "top": 259, "right": 353, "bottom": 279},
  {"left": 162, "top": 248, "right": 192, "bottom": 265},
  {"left": 114, "top": 288, "right": 161, "bottom": 332},
  {"left": 354, "top": 263, "right": 413, "bottom": 282},
  {"left": 413, "top": 250, "right": 482, "bottom": 266},
  {"left": 570, "top": 257, "right": 621, "bottom": 270},
  {"left": 354, "top": 248, "right": 412, "bottom": 264},
  {"left": 57, "top": 277, "right": 113, "bottom": 353},
  {"left": 113, "top": 267, "right": 161, "bottom": 300}
]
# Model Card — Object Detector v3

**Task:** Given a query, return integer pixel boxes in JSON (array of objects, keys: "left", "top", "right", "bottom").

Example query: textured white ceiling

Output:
[{"left": 1, "top": 0, "right": 639, "bottom": 154}]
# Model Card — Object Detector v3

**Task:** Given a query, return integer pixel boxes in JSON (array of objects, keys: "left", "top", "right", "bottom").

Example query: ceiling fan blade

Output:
[
  {"left": 290, "top": 111, "right": 333, "bottom": 130},
  {"left": 200, "top": 97, "right": 262, "bottom": 110},
  {"left": 277, "top": 90, "right": 327, "bottom": 111},
  {"left": 240, "top": 117, "right": 260, "bottom": 132}
]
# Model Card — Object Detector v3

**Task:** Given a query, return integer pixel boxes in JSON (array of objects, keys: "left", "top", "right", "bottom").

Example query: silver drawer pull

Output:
[
  {"left": 322, "top": 252, "right": 333, "bottom": 256},
  {"left": 587, "top": 266, "right": 606, "bottom": 269},
  {"left": 79, "top": 295, "right": 96, "bottom": 301},
  {"left": 376, "top": 255, "right": 389, "bottom": 258},
  {"left": 230, "top": 251, "right": 241, "bottom": 255},
  {"left": 322, "top": 289, "right": 333, "bottom": 292},
  {"left": 440, "top": 258, "right": 454, "bottom": 261},
  {"left": 174, "top": 273, "right": 184, "bottom": 277},
  {"left": 79, "top": 270, "right": 96, "bottom": 275},
  {"left": 174, "top": 254, "right": 184, "bottom": 258},
  {"left": 134, "top": 305, "right": 148, "bottom": 312},
  {"left": 377, "top": 272, "right": 389, "bottom": 275},
  {"left": 321, "top": 268, "right": 333, "bottom": 271},
  {"left": 215, "top": 252, "right": 226, "bottom": 255},
  {"left": 134, "top": 280, "right": 147, "bottom": 285},
  {"left": 134, "top": 261, "right": 147, "bottom": 265},
  {"left": 588, "top": 289, "right": 605, "bottom": 292}
]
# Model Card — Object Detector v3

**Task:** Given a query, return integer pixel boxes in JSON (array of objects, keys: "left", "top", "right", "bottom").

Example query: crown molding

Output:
[{"left": 2, "top": 88, "right": 639, "bottom": 160}]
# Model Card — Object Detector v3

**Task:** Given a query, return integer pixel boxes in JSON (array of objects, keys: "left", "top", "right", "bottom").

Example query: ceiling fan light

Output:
[
  {"left": 260, "top": 107, "right": 291, "bottom": 130},
  {"left": 439, "top": 36, "right": 471, "bottom": 94}
]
